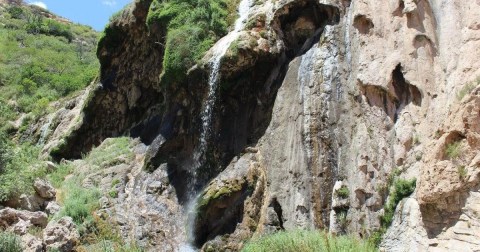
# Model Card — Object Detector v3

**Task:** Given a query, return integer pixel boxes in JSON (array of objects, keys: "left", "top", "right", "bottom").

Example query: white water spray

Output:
[
  {"left": 197, "top": 0, "right": 253, "bottom": 156},
  {"left": 183, "top": 0, "right": 253, "bottom": 249}
]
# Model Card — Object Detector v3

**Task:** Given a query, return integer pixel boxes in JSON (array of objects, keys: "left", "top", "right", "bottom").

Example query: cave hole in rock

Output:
[
  {"left": 192, "top": 182, "right": 251, "bottom": 247},
  {"left": 360, "top": 64, "right": 422, "bottom": 122},
  {"left": 393, "top": 0, "right": 405, "bottom": 17},
  {"left": 353, "top": 15, "right": 374, "bottom": 35},
  {"left": 274, "top": 0, "right": 340, "bottom": 57},
  {"left": 270, "top": 197, "right": 285, "bottom": 230}
]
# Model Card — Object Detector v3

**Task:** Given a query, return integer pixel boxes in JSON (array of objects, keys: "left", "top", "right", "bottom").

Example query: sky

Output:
[{"left": 27, "top": 0, "right": 132, "bottom": 31}]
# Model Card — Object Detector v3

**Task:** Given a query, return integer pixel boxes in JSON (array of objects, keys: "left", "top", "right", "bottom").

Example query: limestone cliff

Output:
[{"left": 38, "top": 0, "right": 480, "bottom": 251}]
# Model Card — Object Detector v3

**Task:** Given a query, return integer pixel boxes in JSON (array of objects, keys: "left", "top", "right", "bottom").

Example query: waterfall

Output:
[
  {"left": 197, "top": 0, "right": 253, "bottom": 158},
  {"left": 38, "top": 114, "right": 54, "bottom": 145},
  {"left": 190, "top": 0, "right": 252, "bottom": 190},
  {"left": 182, "top": 0, "right": 253, "bottom": 250}
]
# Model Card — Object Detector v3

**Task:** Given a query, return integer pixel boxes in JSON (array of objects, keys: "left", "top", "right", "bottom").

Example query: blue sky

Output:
[{"left": 27, "top": 0, "right": 132, "bottom": 31}]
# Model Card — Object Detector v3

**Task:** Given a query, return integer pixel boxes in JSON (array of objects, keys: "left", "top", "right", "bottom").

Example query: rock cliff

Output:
[{"left": 35, "top": 0, "right": 480, "bottom": 251}]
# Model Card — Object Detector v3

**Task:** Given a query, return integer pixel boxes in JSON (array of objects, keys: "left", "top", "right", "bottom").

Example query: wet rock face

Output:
[{"left": 40, "top": 0, "right": 480, "bottom": 250}]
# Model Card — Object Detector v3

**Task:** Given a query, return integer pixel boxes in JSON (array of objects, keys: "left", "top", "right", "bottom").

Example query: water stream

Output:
[
  {"left": 182, "top": 0, "right": 253, "bottom": 250},
  {"left": 197, "top": 0, "right": 253, "bottom": 161}
]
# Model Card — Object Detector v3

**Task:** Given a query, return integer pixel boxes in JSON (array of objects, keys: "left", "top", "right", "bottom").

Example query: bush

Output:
[
  {"left": 380, "top": 178, "right": 416, "bottom": 228},
  {"left": 336, "top": 186, "right": 350, "bottom": 199},
  {"left": 445, "top": 141, "right": 462, "bottom": 160},
  {"left": 58, "top": 181, "right": 101, "bottom": 225},
  {"left": 242, "top": 230, "right": 377, "bottom": 252},
  {"left": 145, "top": 0, "right": 241, "bottom": 85},
  {"left": 0, "top": 232, "right": 23, "bottom": 252},
  {"left": 0, "top": 143, "right": 44, "bottom": 201}
]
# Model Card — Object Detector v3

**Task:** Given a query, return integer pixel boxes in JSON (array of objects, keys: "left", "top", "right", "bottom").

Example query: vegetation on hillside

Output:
[
  {"left": 241, "top": 230, "right": 377, "bottom": 252},
  {"left": 0, "top": 4, "right": 99, "bottom": 129},
  {"left": 0, "top": 2, "right": 99, "bottom": 201},
  {"left": 0, "top": 231, "right": 23, "bottom": 252},
  {"left": 52, "top": 137, "right": 137, "bottom": 250},
  {"left": 145, "top": 0, "right": 241, "bottom": 84}
]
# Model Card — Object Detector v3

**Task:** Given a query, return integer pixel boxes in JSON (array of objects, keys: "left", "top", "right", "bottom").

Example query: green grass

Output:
[
  {"left": 242, "top": 230, "right": 377, "bottom": 252},
  {"left": 58, "top": 180, "right": 101, "bottom": 225},
  {"left": 0, "top": 5, "right": 99, "bottom": 119},
  {"left": 0, "top": 232, "right": 23, "bottom": 252},
  {"left": 47, "top": 163, "right": 74, "bottom": 188},
  {"left": 49, "top": 137, "right": 134, "bottom": 248},
  {"left": 0, "top": 3, "right": 99, "bottom": 202},
  {"left": 0, "top": 141, "right": 44, "bottom": 201},
  {"left": 445, "top": 141, "right": 462, "bottom": 160},
  {"left": 144, "top": 0, "right": 243, "bottom": 85}
]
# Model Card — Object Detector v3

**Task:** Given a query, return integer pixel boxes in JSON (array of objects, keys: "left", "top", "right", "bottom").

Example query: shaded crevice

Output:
[
  {"left": 272, "top": 0, "right": 340, "bottom": 57},
  {"left": 192, "top": 183, "right": 251, "bottom": 247},
  {"left": 359, "top": 64, "right": 422, "bottom": 122},
  {"left": 353, "top": 15, "right": 374, "bottom": 34},
  {"left": 270, "top": 198, "right": 285, "bottom": 230}
]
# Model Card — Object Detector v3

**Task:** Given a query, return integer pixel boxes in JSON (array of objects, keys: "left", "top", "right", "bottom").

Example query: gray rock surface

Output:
[
  {"left": 33, "top": 178, "right": 56, "bottom": 199},
  {"left": 43, "top": 217, "right": 79, "bottom": 252}
]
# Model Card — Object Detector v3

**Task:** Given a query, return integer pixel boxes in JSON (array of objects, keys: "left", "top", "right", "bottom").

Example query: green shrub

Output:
[
  {"left": 380, "top": 179, "right": 416, "bottom": 228},
  {"left": 337, "top": 186, "right": 350, "bottom": 199},
  {"left": 47, "top": 163, "right": 74, "bottom": 188},
  {"left": 108, "top": 190, "right": 118, "bottom": 198},
  {"left": 58, "top": 181, "right": 101, "bottom": 225},
  {"left": 0, "top": 143, "right": 44, "bottom": 201},
  {"left": 242, "top": 230, "right": 377, "bottom": 252},
  {"left": 7, "top": 6, "right": 24, "bottom": 19},
  {"left": 145, "top": 0, "right": 241, "bottom": 85},
  {"left": 0, "top": 232, "right": 23, "bottom": 252},
  {"left": 445, "top": 141, "right": 462, "bottom": 160}
]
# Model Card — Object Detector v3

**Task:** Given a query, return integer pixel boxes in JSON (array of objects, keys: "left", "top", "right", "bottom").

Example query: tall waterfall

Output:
[
  {"left": 190, "top": 0, "right": 253, "bottom": 191},
  {"left": 182, "top": 0, "right": 253, "bottom": 250}
]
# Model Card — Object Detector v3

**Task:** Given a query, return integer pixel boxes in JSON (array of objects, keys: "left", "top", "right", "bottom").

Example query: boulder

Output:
[
  {"left": 5, "top": 194, "right": 46, "bottom": 211},
  {"left": 0, "top": 208, "right": 48, "bottom": 228},
  {"left": 45, "top": 201, "right": 61, "bottom": 216},
  {"left": 33, "top": 178, "right": 56, "bottom": 199},
  {"left": 22, "top": 234, "right": 44, "bottom": 252},
  {"left": 43, "top": 217, "right": 79, "bottom": 252}
]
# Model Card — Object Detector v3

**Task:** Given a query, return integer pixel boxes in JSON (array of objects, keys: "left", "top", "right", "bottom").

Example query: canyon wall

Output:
[{"left": 41, "top": 0, "right": 480, "bottom": 251}]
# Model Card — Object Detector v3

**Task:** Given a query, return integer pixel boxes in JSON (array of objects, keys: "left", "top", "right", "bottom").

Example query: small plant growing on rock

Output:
[
  {"left": 458, "top": 166, "right": 467, "bottom": 180},
  {"left": 337, "top": 210, "right": 350, "bottom": 233},
  {"left": 456, "top": 77, "right": 479, "bottom": 101},
  {"left": 337, "top": 186, "right": 350, "bottom": 199},
  {"left": 445, "top": 141, "right": 462, "bottom": 160},
  {"left": 413, "top": 135, "right": 420, "bottom": 145},
  {"left": 380, "top": 178, "right": 416, "bottom": 228},
  {"left": 109, "top": 190, "right": 118, "bottom": 198}
]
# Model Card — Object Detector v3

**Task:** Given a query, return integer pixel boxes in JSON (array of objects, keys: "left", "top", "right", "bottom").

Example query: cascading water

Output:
[
  {"left": 196, "top": 0, "right": 253, "bottom": 164},
  {"left": 181, "top": 0, "right": 253, "bottom": 250}
]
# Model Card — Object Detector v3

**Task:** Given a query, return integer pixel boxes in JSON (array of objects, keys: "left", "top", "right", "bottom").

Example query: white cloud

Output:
[
  {"left": 102, "top": 0, "right": 118, "bottom": 7},
  {"left": 29, "top": 1, "right": 47, "bottom": 9}
]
